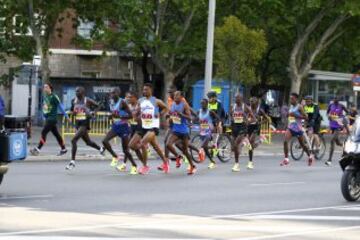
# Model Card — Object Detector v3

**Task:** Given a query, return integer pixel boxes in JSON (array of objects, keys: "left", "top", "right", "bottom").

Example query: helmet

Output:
[{"left": 207, "top": 91, "right": 217, "bottom": 98}]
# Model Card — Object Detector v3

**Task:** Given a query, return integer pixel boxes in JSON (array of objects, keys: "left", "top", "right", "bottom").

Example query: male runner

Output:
[
  {"left": 30, "top": 83, "right": 68, "bottom": 156},
  {"left": 66, "top": 87, "right": 105, "bottom": 170},
  {"left": 166, "top": 91, "right": 196, "bottom": 175},
  {"left": 129, "top": 83, "right": 169, "bottom": 174},
  {"left": 326, "top": 96, "right": 349, "bottom": 166},
  {"left": 280, "top": 93, "right": 314, "bottom": 167},
  {"left": 230, "top": 93, "right": 254, "bottom": 172},
  {"left": 198, "top": 98, "right": 219, "bottom": 169},
  {"left": 102, "top": 87, "right": 138, "bottom": 175},
  {"left": 247, "top": 96, "right": 268, "bottom": 169}
]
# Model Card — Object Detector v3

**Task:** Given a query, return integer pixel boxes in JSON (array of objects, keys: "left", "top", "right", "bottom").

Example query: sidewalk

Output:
[{"left": 25, "top": 127, "right": 286, "bottom": 162}]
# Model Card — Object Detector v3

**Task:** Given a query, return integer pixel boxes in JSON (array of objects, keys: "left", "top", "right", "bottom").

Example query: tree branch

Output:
[
  {"left": 289, "top": 0, "right": 335, "bottom": 75},
  {"left": 175, "top": 58, "right": 191, "bottom": 77},
  {"left": 300, "top": 14, "right": 350, "bottom": 75}
]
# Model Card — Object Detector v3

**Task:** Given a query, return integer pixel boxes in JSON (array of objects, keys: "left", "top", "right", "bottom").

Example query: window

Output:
[{"left": 77, "top": 19, "right": 95, "bottom": 39}]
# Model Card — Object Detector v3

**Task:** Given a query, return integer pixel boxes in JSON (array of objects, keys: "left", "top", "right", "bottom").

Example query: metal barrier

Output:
[
  {"left": 62, "top": 112, "right": 113, "bottom": 140},
  {"left": 260, "top": 117, "right": 272, "bottom": 144}
]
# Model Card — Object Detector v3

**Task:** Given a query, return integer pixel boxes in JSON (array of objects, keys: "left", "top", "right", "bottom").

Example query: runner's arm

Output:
[
  {"left": 298, "top": 106, "right": 308, "bottom": 121},
  {"left": 121, "top": 100, "right": 132, "bottom": 119},
  {"left": 157, "top": 99, "right": 169, "bottom": 116},
  {"left": 180, "top": 103, "right": 192, "bottom": 121}
]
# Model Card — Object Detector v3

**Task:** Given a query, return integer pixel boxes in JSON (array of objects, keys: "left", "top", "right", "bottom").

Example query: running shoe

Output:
[
  {"left": 129, "top": 166, "right": 138, "bottom": 175},
  {"left": 198, "top": 148, "right": 206, "bottom": 162},
  {"left": 30, "top": 147, "right": 40, "bottom": 156},
  {"left": 280, "top": 158, "right": 290, "bottom": 166},
  {"left": 65, "top": 160, "right": 75, "bottom": 170},
  {"left": 175, "top": 156, "right": 182, "bottom": 168},
  {"left": 158, "top": 161, "right": 170, "bottom": 173},
  {"left": 117, "top": 163, "right": 127, "bottom": 172},
  {"left": 187, "top": 165, "right": 197, "bottom": 175},
  {"left": 208, "top": 162, "right": 216, "bottom": 169},
  {"left": 308, "top": 154, "right": 314, "bottom": 166},
  {"left": 259, "top": 135, "right": 267, "bottom": 143},
  {"left": 57, "top": 148, "right": 68, "bottom": 156},
  {"left": 139, "top": 166, "right": 150, "bottom": 175},
  {"left": 232, "top": 163, "right": 240, "bottom": 172},
  {"left": 110, "top": 157, "right": 119, "bottom": 168},
  {"left": 247, "top": 161, "right": 254, "bottom": 170},
  {"left": 325, "top": 160, "right": 332, "bottom": 166},
  {"left": 99, "top": 147, "right": 106, "bottom": 156}
]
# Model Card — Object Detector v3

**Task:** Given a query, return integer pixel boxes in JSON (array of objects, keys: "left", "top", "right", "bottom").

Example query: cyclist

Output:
[
  {"left": 197, "top": 98, "right": 219, "bottom": 169},
  {"left": 326, "top": 96, "right": 349, "bottom": 166},
  {"left": 303, "top": 96, "right": 322, "bottom": 154},
  {"left": 247, "top": 96, "right": 268, "bottom": 170},
  {"left": 102, "top": 87, "right": 138, "bottom": 175},
  {"left": 208, "top": 91, "right": 226, "bottom": 136},
  {"left": 166, "top": 91, "right": 196, "bottom": 175},
  {"left": 129, "top": 83, "right": 169, "bottom": 175},
  {"left": 230, "top": 93, "right": 254, "bottom": 172},
  {"left": 66, "top": 87, "right": 105, "bottom": 170},
  {"left": 280, "top": 93, "right": 314, "bottom": 167}
]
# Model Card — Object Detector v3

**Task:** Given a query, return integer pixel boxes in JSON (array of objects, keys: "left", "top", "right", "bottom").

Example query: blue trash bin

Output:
[{"left": 0, "top": 131, "right": 27, "bottom": 161}]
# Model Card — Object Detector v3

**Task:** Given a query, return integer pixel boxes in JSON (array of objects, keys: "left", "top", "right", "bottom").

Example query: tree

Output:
[
  {"left": 214, "top": 16, "right": 267, "bottom": 88},
  {"left": 75, "top": 0, "right": 207, "bottom": 99},
  {"left": 0, "top": 0, "right": 74, "bottom": 83},
  {"left": 288, "top": 0, "right": 360, "bottom": 94}
]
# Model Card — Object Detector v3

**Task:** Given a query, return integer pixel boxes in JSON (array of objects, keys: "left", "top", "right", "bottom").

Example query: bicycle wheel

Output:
[
  {"left": 190, "top": 134, "right": 203, "bottom": 163},
  {"left": 290, "top": 138, "right": 304, "bottom": 161},
  {"left": 314, "top": 135, "right": 326, "bottom": 160},
  {"left": 217, "top": 134, "right": 232, "bottom": 163}
]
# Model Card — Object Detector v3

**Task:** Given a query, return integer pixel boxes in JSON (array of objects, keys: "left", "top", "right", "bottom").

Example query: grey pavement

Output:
[{"left": 1, "top": 153, "right": 359, "bottom": 239}]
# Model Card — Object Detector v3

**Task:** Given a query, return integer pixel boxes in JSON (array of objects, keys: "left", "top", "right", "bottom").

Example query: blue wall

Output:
[{"left": 192, "top": 80, "right": 243, "bottom": 113}]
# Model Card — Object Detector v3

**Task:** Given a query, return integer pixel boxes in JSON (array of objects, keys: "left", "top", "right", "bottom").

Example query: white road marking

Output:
[
  {"left": 251, "top": 182, "right": 305, "bottom": 187},
  {"left": 234, "top": 225, "right": 360, "bottom": 240},
  {"left": 213, "top": 203, "right": 360, "bottom": 219},
  {"left": 244, "top": 214, "right": 360, "bottom": 221},
  {"left": 0, "top": 195, "right": 53, "bottom": 201},
  {"left": 334, "top": 206, "right": 360, "bottom": 211}
]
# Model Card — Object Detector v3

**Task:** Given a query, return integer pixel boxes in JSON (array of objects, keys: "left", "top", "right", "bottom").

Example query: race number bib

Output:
[
  {"left": 288, "top": 116, "right": 296, "bottom": 123},
  {"left": 76, "top": 113, "right": 87, "bottom": 121},
  {"left": 171, "top": 113, "right": 181, "bottom": 124},
  {"left": 141, "top": 113, "right": 153, "bottom": 128}
]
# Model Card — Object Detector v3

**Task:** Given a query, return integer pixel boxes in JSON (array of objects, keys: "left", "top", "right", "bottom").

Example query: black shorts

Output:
[
  {"left": 247, "top": 124, "right": 260, "bottom": 136},
  {"left": 130, "top": 124, "right": 140, "bottom": 136},
  {"left": 76, "top": 119, "right": 90, "bottom": 130},
  {"left": 232, "top": 123, "right": 247, "bottom": 137},
  {"left": 173, "top": 131, "right": 190, "bottom": 140},
  {"left": 136, "top": 128, "right": 159, "bottom": 137}
]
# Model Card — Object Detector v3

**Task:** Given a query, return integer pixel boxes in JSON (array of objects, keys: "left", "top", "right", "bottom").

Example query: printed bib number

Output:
[
  {"left": 171, "top": 116, "right": 181, "bottom": 124},
  {"left": 288, "top": 116, "right": 296, "bottom": 123},
  {"left": 76, "top": 113, "right": 87, "bottom": 121},
  {"left": 234, "top": 117, "right": 244, "bottom": 124}
]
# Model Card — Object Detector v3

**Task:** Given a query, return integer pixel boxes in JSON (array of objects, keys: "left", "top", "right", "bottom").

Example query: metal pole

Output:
[
  {"left": 27, "top": 67, "right": 33, "bottom": 138},
  {"left": 204, "top": 0, "right": 216, "bottom": 97}
]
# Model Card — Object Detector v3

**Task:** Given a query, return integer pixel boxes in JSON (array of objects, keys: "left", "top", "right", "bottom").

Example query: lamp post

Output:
[{"left": 204, "top": 0, "right": 216, "bottom": 97}]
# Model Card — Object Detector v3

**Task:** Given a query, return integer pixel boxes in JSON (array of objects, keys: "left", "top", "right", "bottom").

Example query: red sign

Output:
[{"left": 352, "top": 74, "right": 360, "bottom": 86}]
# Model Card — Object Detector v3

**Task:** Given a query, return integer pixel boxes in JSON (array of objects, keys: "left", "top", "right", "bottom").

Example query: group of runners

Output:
[{"left": 30, "top": 82, "right": 356, "bottom": 175}]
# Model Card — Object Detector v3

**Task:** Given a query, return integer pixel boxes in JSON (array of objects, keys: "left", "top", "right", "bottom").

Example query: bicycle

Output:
[
  {"left": 190, "top": 124, "right": 232, "bottom": 163},
  {"left": 290, "top": 127, "right": 327, "bottom": 161}
]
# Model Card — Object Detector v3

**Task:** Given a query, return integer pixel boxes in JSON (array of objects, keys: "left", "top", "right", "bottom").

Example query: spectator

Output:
[
  {"left": 0, "top": 94, "right": 5, "bottom": 130},
  {"left": 349, "top": 106, "right": 358, "bottom": 126}
]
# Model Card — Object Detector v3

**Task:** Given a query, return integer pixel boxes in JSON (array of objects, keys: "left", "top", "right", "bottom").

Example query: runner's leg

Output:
[
  {"left": 81, "top": 130, "right": 101, "bottom": 151},
  {"left": 71, "top": 126, "right": 87, "bottom": 160},
  {"left": 121, "top": 136, "right": 137, "bottom": 167},
  {"left": 50, "top": 123, "right": 66, "bottom": 150},
  {"left": 102, "top": 130, "right": 118, "bottom": 158}
]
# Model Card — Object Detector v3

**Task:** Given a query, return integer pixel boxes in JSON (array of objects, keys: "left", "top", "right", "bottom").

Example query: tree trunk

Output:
[
  {"left": 163, "top": 71, "right": 176, "bottom": 101},
  {"left": 41, "top": 51, "right": 51, "bottom": 83},
  {"left": 289, "top": 71, "right": 302, "bottom": 95}
]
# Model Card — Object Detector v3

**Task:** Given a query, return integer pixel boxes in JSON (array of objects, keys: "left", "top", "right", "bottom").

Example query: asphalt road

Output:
[{"left": 1, "top": 154, "right": 360, "bottom": 239}]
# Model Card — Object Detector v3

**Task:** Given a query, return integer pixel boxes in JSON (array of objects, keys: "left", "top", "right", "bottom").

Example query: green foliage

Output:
[{"left": 214, "top": 16, "right": 267, "bottom": 85}]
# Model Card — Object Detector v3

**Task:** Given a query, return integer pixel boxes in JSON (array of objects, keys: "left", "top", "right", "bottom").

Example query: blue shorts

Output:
[
  {"left": 289, "top": 128, "right": 303, "bottom": 137},
  {"left": 112, "top": 123, "right": 130, "bottom": 138}
]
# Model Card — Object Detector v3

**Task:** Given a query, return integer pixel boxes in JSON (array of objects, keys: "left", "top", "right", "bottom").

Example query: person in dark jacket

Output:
[
  {"left": 0, "top": 94, "right": 5, "bottom": 130},
  {"left": 304, "top": 95, "right": 322, "bottom": 152}
]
